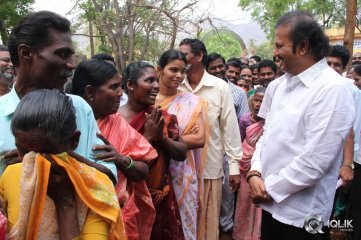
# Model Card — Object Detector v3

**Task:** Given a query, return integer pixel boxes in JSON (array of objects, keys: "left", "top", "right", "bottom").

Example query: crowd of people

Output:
[{"left": 0, "top": 8, "right": 360, "bottom": 240}]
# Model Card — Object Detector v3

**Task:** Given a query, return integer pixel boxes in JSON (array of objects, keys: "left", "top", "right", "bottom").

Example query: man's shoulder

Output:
[{"left": 66, "top": 94, "right": 92, "bottom": 112}]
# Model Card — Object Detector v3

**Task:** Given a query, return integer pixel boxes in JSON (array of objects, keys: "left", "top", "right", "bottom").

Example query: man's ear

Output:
[
  {"left": 18, "top": 44, "right": 33, "bottom": 62},
  {"left": 84, "top": 85, "right": 96, "bottom": 102},
  {"left": 70, "top": 130, "right": 81, "bottom": 150},
  {"left": 298, "top": 40, "right": 309, "bottom": 56}
]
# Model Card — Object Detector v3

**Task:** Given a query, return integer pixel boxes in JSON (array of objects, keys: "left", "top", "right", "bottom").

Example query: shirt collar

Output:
[
  {"left": 296, "top": 58, "right": 327, "bottom": 88},
  {"left": 181, "top": 70, "right": 215, "bottom": 92},
  {"left": 1, "top": 86, "right": 20, "bottom": 117}
]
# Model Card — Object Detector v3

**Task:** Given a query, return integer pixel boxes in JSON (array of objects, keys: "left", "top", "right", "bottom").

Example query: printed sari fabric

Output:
[
  {"left": 98, "top": 113, "right": 158, "bottom": 240},
  {"left": 7, "top": 152, "right": 126, "bottom": 240},
  {"left": 233, "top": 117, "right": 264, "bottom": 240},
  {"left": 129, "top": 107, "right": 184, "bottom": 240},
  {"left": 158, "top": 93, "right": 208, "bottom": 240}
]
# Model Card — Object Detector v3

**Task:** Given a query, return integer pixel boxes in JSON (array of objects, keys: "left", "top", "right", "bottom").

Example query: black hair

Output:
[
  {"left": 242, "top": 65, "right": 252, "bottom": 72},
  {"left": 249, "top": 64, "right": 258, "bottom": 71},
  {"left": 158, "top": 49, "right": 187, "bottom": 69},
  {"left": 250, "top": 55, "right": 262, "bottom": 63},
  {"left": 327, "top": 45, "right": 350, "bottom": 68},
  {"left": 72, "top": 59, "right": 118, "bottom": 97},
  {"left": 206, "top": 53, "right": 225, "bottom": 69},
  {"left": 0, "top": 45, "right": 8, "bottom": 51},
  {"left": 255, "top": 87, "right": 266, "bottom": 95},
  {"left": 353, "top": 64, "right": 361, "bottom": 76},
  {"left": 276, "top": 10, "right": 329, "bottom": 60},
  {"left": 179, "top": 38, "right": 208, "bottom": 67},
  {"left": 11, "top": 89, "right": 76, "bottom": 146},
  {"left": 8, "top": 11, "right": 71, "bottom": 67},
  {"left": 122, "top": 61, "right": 155, "bottom": 93},
  {"left": 226, "top": 57, "right": 242, "bottom": 70},
  {"left": 258, "top": 59, "right": 277, "bottom": 73},
  {"left": 92, "top": 53, "right": 115, "bottom": 64}
]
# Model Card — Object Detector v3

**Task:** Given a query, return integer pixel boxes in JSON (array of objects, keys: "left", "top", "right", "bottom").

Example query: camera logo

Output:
[{"left": 304, "top": 215, "right": 324, "bottom": 234}]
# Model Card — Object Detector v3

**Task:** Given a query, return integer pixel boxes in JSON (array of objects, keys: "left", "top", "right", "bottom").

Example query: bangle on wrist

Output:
[
  {"left": 246, "top": 170, "right": 262, "bottom": 183},
  {"left": 125, "top": 156, "right": 135, "bottom": 170}
]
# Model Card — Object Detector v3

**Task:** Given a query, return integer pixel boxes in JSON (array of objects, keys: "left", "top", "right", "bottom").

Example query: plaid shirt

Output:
[{"left": 228, "top": 81, "right": 249, "bottom": 120}]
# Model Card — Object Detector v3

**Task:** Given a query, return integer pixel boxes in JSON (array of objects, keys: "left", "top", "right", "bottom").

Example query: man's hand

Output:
[
  {"left": 229, "top": 174, "right": 240, "bottom": 192},
  {"left": 340, "top": 165, "right": 354, "bottom": 185},
  {"left": 248, "top": 176, "right": 272, "bottom": 204}
]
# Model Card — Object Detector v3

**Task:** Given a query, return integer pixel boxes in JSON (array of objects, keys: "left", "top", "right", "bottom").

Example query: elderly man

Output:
[
  {"left": 179, "top": 39, "right": 242, "bottom": 240},
  {"left": 249, "top": 11, "right": 355, "bottom": 240},
  {"left": 0, "top": 45, "right": 15, "bottom": 96},
  {"left": 0, "top": 11, "right": 117, "bottom": 181}
]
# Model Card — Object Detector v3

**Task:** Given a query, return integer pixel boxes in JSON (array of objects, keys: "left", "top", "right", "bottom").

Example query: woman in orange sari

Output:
[
  {"left": 156, "top": 49, "right": 207, "bottom": 240},
  {"left": 72, "top": 59, "right": 158, "bottom": 240},
  {"left": 0, "top": 89, "right": 125, "bottom": 239},
  {"left": 119, "top": 61, "right": 188, "bottom": 240},
  {"left": 233, "top": 87, "right": 266, "bottom": 240}
]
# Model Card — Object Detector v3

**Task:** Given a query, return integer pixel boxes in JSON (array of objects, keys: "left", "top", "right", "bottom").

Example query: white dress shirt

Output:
[
  {"left": 179, "top": 71, "right": 243, "bottom": 178},
  {"left": 251, "top": 59, "right": 355, "bottom": 227}
]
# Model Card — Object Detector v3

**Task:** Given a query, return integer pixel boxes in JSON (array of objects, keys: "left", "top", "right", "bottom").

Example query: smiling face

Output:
[
  {"left": 129, "top": 67, "right": 159, "bottom": 106},
  {"left": 0, "top": 51, "right": 14, "bottom": 75},
  {"left": 241, "top": 68, "right": 253, "bottom": 85},
  {"left": 259, "top": 66, "right": 276, "bottom": 87},
  {"left": 273, "top": 25, "right": 297, "bottom": 75},
  {"left": 327, "top": 56, "right": 344, "bottom": 75},
  {"left": 207, "top": 58, "right": 226, "bottom": 79},
  {"left": 159, "top": 59, "right": 186, "bottom": 90},
  {"left": 91, "top": 74, "right": 123, "bottom": 119},
  {"left": 225, "top": 65, "right": 241, "bottom": 84},
  {"left": 27, "top": 29, "right": 75, "bottom": 90}
]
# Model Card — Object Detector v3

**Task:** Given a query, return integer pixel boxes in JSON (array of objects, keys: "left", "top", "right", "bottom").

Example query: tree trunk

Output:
[
  {"left": 127, "top": 0, "right": 135, "bottom": 63},
  {"left": 89, "top": 20, "right": 95, "bottom": 57},
  {"left": 0, "top": 20, "right": 8, "bottom": 45},
  {"left": 344, "top": 0, "right": 357, "bottom": 68}
]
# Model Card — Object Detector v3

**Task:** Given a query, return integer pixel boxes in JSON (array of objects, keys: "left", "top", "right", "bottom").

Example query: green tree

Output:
[
  {"left": 204, "top": 32, "right": 243, "bottom": 60},
  {"left": 238, "top": 0, "right": 347, "bottom": 39},
  {"left": 0, "top": 0, "right": 34, "bottom": 45}
]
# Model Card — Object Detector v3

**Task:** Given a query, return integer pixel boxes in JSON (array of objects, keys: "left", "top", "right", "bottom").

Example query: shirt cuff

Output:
[
  {"left": 250, "top": 160, "right": 262, "bottom": 173},
  {"left": 229, "top": 162, "right": 240, "bottom": 175}
]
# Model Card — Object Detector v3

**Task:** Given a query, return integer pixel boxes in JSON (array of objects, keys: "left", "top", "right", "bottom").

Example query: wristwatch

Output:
[{"left": 342, "top": 163, "right": 355, "bottom": 170}]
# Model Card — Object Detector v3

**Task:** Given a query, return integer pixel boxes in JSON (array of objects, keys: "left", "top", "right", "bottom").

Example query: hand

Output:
[
  {"left": 3, "top": 149, "right": 21, "bottom": 166},
  {"left": 93, "top": 133, "right": 130, "bottom": 170},
  {"left": 187, "top": 124, "right": 200, "bottom": 135},
  {"left": 44, "top": 154, "right": 76, "bottom": 206},
  {"left": 248, "top": 176, "right": 272, "bottom": 204},
  {"left": 143, "top": 107, "right": 164, "bottom": 143},
  {"left": 229, "top": 174, "right": 240, "bottom": 192},
  {"left": 340, "top": 166, "right": 354, "bottom": 185}
]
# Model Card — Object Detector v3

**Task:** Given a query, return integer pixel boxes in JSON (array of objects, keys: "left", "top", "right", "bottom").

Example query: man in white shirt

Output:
[
  {"left": 248, "top": 11, "right": 355, "bottom": 240},
  {"left": 327, "top": 45, "right": 361, "bottom": 240},
  {"left": 179, "top": 38, "right": 242, "bottom": 240}
]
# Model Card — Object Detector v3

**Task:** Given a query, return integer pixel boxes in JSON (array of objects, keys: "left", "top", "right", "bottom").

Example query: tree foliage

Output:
[
  {"left": 238, "top": 0, "right": 347, "bottom": 39},
  {"left": 0, "top": 0, "right": 34, "bottom": 45},
  {"left": 72, "top": 0, "right": 208, "bottom": 71}
]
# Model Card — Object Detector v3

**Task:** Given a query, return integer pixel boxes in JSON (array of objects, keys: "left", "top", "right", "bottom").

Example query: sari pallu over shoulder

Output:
[
  {"left": 159, "top": 93, "right": 209, "bottom": 240},
  {"left": 128, "top": 107, "right": 185, "bottom": 240},
  {"left": 98, "top": 113, "right": 158, "bottom": 240}
]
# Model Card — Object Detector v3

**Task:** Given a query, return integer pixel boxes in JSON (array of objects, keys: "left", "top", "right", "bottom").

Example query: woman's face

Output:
[
  {"left": 92, "top": 74, "right": 123, "bottom": 118},
  {"left": 159, "top": 59, "right": 186, "bottom": 90},
  {"left": 241, "top": 68, "right": 253, "bottom": 85},
  {"left": 131, "top": 67, "right": 159, "bottom": 106},
  {"left": 252, "top": 92, "right": 264, "bottom": 115},
  {"left": 237, "top": 79, "right": 248, "bottom": 91}
]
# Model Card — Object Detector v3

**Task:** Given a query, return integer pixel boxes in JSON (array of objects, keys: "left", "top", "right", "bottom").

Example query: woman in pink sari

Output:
[
  {"left": 156, "top": 50, "right": 208, "bottom": 240},
  {"left": 72, "top": 59, "right": 158, "bottom": 240},
  {"left": 233, "top": 87, "right": 266, "bottom": 240}
]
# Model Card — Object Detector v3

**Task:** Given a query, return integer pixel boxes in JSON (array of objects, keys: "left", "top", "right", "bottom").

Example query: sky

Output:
[{"left": 33, "top": 0, "right": 251, "bottom": 24}]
